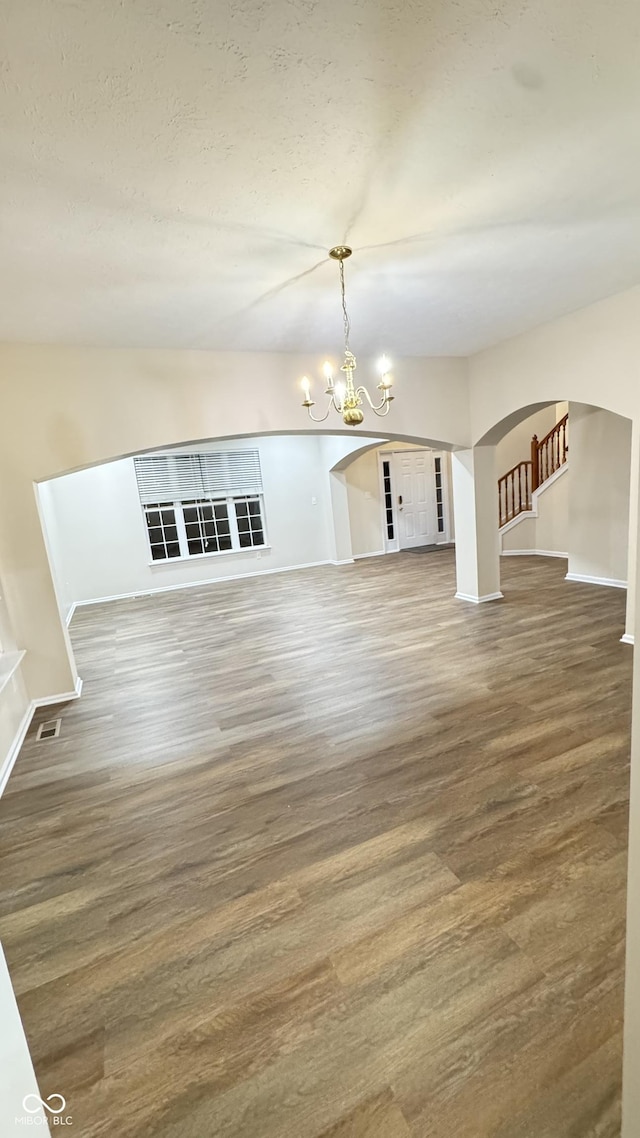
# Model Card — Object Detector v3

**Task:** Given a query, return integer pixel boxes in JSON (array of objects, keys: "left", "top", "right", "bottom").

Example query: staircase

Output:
[{"left": 498, "top": 413, "right": 568, "bottom": 527}]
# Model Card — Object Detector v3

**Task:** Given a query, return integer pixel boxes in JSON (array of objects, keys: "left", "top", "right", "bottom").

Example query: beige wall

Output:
[
  {"left": 346, "top": 448, "right": 386, "bottom": 557},
  {"left": 567, "top": 404, "right": 632, "bottom": 584},
  {"left": 501, "top": 465, "right": 569, "bottom": 557},
  {"left": 533, "top": 466, "right": 569, "bottom": 555},
  {"left": 469, "top": 287, "right": 640, "bottom": 445},
  {"left": 495, "top": 405, "right": 558, "bottom": 479}
]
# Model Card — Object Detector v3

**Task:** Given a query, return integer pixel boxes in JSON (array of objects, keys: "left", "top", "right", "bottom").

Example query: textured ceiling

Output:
[{"left": 2, "top": 0, "right": 640, "bottom": 356}]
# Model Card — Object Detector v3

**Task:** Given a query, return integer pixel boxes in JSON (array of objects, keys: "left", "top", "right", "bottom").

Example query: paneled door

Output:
[{"left": 393, "top": 450, "right": 439, "bottom": 549}]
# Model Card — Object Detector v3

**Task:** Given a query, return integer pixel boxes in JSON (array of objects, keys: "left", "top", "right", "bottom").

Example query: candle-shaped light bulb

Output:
[
  {"left": 301, "top": 376, "right": 311, "bottom": 401},
  {"left": 334, "top": 380, "right": 346, "bottom": 406},
  {"left": 323, "top": 361, "right": 334, "bottom": 384},
  {"left": 378, "top": 355, "right": 390, "bottom": 377}
]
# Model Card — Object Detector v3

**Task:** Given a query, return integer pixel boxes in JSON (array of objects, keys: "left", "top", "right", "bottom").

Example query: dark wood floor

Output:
[{"left": 0, "top": 552, "right": 631, "bottom": 1137}]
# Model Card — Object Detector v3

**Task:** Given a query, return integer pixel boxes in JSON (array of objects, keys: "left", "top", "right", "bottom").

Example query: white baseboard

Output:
[
  {"left": 0, "top": 703, "right": 34, "bottom": 798},
  {"left": 565, "top": 572, "right": 627, "bottom": 589},
  {"left": 33, "top": 675, "right": 83, "bottom": 706},
  {"left": 353, "top": 550, "right": 386, "bottom": 560},
  {"left": 455, "top": 591, "right": 504, "bottom": 604},
  {"left": 621, "top": 633, "right": 635, "bottom": 645},
  {"left": 0, "top": 675, "right": 83, "bottom": 799},
  {"left": 501, "top": 549, "right": 568, "bottom": 558},
  {"left": 65, "top": 601, "right": 77, "bottom": 627},
  {"left": 70, "top": 560, "right": 339, "bottom": 611}
]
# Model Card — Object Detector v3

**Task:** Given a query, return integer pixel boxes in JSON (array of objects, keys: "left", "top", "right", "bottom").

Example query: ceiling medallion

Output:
[{"left": 300, "top": 246, "right": 394, "bottom": 425}]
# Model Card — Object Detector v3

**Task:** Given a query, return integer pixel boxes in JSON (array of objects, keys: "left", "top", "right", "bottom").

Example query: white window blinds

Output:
[{"left": 134, "top": 450, "right": 263, "bottom": 504}]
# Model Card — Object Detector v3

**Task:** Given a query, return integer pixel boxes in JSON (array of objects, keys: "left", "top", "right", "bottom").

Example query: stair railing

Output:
[
  {"left": 498, "top": 461, "right": 532, "bottom": 526},
  {"left": 499, "top": 413, "right": 569, "bottom": 525},
  {"left": 531, "top": 412, "right": 568, "bottom": 490}
]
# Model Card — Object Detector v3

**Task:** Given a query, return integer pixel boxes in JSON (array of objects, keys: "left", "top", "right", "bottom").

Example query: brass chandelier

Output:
[{"left": 301, "top": 246, "right": 394, "bottom": 425}]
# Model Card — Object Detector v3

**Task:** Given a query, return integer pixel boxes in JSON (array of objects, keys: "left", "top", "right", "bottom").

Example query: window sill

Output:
[
  {"left": 0, "top": 650, "right": 26, "bottom": 698},
  {"left": 148, "top": 545, "right": 271, "bottom": 568}
]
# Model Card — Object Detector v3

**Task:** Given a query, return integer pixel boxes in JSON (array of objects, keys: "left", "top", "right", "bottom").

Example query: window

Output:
[
  {"left": 144, "top": 502, "right": 181, "bottom": 561},
  {"left": 234, "top": 497, "right": 265, "bottom": 548},
  {"left": 382, "top": 459, "right": 394, "bottom": 541},
  {"left": 183, "top": 500, "right": 232, "bottom": 556},
  {"left": 134, "top": 451, "right": 267, "bottom": 562},
  {"left": 434, "top": 456, "right": 445, "bottom": 534}
]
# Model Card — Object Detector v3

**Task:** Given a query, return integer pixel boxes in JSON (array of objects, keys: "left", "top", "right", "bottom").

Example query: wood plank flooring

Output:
[{"left": 0, "top": 551, "right": 631, "bottom": 1137}]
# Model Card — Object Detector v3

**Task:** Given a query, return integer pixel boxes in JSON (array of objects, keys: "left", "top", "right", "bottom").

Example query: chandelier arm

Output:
[
  {"left": 371, "top": 400, "right": 392, "bottom": 417},
  {"left": 357, "top": 386, "right": 390, "bottom": 413},
  {"left": 305, "top": 399, "right": 334, "bottom": 423}
]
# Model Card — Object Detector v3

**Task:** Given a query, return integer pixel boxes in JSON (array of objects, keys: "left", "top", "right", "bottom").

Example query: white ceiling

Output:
[{"left": 2, "top": 0, "right": 640, "bottom": 356}]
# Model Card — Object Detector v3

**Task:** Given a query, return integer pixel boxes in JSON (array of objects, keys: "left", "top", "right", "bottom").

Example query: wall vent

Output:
[{"left": 36, "top": 719, "right": 61, "bottom": 741}]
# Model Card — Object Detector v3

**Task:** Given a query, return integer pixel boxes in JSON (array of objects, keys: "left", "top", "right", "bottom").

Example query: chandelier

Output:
[{"left": 301, "top": 246, "right": 394, "bottom": 425}]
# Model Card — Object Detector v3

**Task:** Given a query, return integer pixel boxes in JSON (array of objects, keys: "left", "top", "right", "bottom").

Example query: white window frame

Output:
[
  {"left": 432, "top": 452, "right": 453, "bottom": 544},
  {"left": 377, "top": 452, "right": 399, "bottom": 553},
  {"left": 142, "top": 494, "right": 268, "bottom": 564}
]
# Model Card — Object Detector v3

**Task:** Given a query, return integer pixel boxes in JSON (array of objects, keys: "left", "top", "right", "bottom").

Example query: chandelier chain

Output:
[{"left": 339, "top": 257, "right": 351, "bottom": 356}]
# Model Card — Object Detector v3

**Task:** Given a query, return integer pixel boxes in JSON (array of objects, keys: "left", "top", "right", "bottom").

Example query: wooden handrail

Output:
[
  {"left": 534, "top": 412, "right": 568, "bottom": 487},
  {"left": 499, "top": 413, "right": 568, "bottom": 528},
  {"left": 538, "top": 412, "right": 568, "bottom": 452},
  {"left": 531, "top": 434, "right": 540, "bottom": 491},
  {"left": 498, "top": 460, "right": 532, "bottom": 526}
]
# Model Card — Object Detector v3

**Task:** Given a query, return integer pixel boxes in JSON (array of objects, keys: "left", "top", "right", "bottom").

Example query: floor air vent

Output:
[{"left": 36, "top": 719, "right": 61, "bottom": 741}]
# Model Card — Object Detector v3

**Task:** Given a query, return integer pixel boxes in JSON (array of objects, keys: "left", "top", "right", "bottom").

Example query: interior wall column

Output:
[
  {"left": 0, "top": 567, "right": 17, "bottom": 654},
  {"left": 566, "top": 403, "right": 632, "bottom": 588},
  {"left": 622, "top": 422, "right": 640, "bottom": 1135},
  {"left": 0, "top": 474, "right": 77, "bottom": 700},
  {"left": 326, "top": 471, "right": 354, "bottom": 565},
  {"left": 623, "top": 418, "right": 640, "bottom": 644},
  {"left": 451, "top": 446, "right": 502, "bottom": 603}
]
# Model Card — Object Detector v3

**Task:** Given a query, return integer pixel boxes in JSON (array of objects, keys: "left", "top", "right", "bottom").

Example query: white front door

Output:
[{"left": 393, "top": 451, "right": 439, "bottom": 549}]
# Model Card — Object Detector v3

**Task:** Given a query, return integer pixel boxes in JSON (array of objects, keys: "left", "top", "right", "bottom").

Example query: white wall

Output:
[
  {"left": 567, "top": 404, "right": 632, "bottom": 585},
  {"left": 40, "top": 436, "right": 343, "bottom": 610}
]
